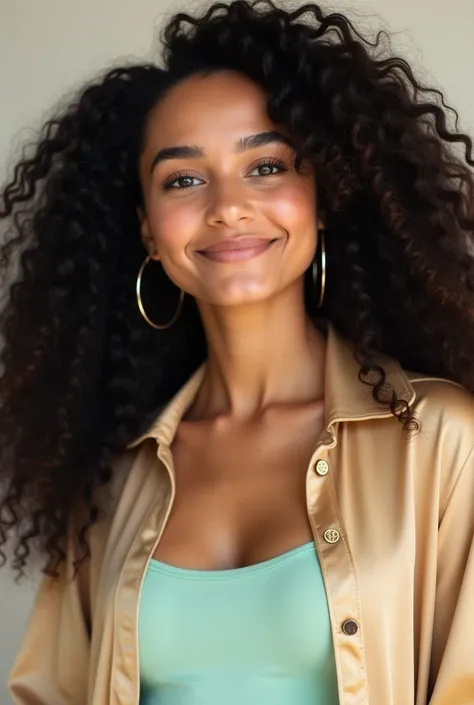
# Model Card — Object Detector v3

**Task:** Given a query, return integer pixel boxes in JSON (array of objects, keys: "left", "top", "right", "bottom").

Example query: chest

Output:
[{"left": 152, "top": 410, "right": 324, "bottom": 569}]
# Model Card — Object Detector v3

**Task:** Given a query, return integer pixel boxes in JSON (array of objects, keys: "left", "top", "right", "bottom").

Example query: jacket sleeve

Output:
[
  {"left": 429, "top": 443, "right": 474, "bottom": 704},
  {"left": 7, "top": 514, "right": 91, "bottom": 705}
]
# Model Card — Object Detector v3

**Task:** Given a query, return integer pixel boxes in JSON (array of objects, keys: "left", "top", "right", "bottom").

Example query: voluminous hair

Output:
[{"left": 1, "top": 0, "right": 473, "bottom": 578}]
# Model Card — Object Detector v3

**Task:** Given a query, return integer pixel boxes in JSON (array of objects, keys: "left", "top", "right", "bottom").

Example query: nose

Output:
[{"left": 205, "top": 178, "right": 255, "bottom": 228}]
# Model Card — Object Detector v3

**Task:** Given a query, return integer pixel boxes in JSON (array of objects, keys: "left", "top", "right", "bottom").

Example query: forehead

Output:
[{"left": 142, "top": 70, "right": 282, "bottom": 151}]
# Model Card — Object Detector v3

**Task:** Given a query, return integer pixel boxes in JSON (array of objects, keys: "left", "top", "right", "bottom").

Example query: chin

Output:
[{"left": 202, "top": 282, "right": 277, "bottom": 308}]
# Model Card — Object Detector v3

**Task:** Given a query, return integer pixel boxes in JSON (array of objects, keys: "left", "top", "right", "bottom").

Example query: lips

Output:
[
  {"left": 197, "top": 237, "right": 278, "bottom": 263},
  {"left": 199, "top": 237, "right": 275, "bottom": 253}
]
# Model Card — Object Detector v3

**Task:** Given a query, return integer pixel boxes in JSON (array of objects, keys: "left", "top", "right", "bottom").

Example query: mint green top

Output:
[{"left": 138, "top": 540, "right": 339, "bottom": 704}]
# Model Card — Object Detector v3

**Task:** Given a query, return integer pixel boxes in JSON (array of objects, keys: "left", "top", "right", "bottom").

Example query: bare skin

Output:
[{"left": 137, "top": 69, "right": 327, "bottom": 570}]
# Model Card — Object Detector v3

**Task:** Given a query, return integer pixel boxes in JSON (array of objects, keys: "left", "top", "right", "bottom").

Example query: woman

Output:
[{"left": 1, "top": 0, "right": 474, "bottom": 703}]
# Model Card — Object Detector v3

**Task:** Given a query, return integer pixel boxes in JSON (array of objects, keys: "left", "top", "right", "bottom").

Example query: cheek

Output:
[
  {"left": 269, "top": 182, "right": 317, "bottom": 232},
  {"left": 146, "top": 197, "right": 198, "bottom": 251}
]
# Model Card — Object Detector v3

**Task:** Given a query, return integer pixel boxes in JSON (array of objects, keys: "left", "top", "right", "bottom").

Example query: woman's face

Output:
[{"left": 137, "top": 69, "right": 321, "bottom": 308}]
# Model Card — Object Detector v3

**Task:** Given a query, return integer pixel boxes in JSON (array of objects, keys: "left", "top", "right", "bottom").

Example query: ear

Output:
[{"left": 136, "top": 206, "right": 160, "bottom": 261}]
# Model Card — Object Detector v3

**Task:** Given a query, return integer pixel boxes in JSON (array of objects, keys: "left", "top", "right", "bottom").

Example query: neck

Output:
[{"left": 191, "top": 280, "right": 326, "bottom": 420}]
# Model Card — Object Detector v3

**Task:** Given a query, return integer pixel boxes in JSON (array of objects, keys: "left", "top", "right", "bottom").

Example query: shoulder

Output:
[
  {"left": 100, "top": 440, "right": 162, "bottom": 522},
  {"left": 73, "top": 440, "right": 160, "bottom": 565},
  {"left": 403, "top": 370, "right": 474, "bottom": 509},
  {"left": 406, "top": 370, "right": 474, "bottom": 434}
]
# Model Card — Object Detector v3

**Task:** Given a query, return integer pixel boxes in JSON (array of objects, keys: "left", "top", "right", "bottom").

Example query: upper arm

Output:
[
  {"left": 429, "top": 443, "right": 474, "bottom": 704},
  {"left": 8, "top": 517, "right": 91, "bottom": 705},
  {"left": 7, "top": 446, "right": 143, "bottom": 705}
]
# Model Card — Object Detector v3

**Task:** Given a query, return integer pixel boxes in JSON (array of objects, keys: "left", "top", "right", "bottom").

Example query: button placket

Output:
[{"left": 306, "top": 445, "right": 368, "bottom": 703}]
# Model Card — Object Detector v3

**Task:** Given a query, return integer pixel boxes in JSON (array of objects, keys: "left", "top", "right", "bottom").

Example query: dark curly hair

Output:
[{"left": 1, "top": 0, "right": 474, "bottom": 579}]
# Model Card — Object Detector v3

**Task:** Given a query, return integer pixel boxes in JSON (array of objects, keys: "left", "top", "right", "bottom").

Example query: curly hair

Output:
[{"left": 1, "top": 0, "right": 474, "bottom": 579}]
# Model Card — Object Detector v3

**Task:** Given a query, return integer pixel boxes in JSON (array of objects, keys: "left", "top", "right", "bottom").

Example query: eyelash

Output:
[{"left": 161, "top": 157, "right": 288, "bottom": 191}]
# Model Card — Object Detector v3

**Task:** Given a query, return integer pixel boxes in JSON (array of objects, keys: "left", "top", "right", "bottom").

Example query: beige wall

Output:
[{"left": 1, "top": 0, "right": 473, "bottom": 702}]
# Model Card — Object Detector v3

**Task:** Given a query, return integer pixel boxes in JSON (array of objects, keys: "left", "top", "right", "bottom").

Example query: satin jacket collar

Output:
[{"left": 127, "top": 322, "right": 416, "bottom": 450}]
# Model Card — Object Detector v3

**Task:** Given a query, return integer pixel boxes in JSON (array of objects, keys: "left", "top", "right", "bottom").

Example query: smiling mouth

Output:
[{"left": 198, "top": 239, "right": 276, "bottom": 262}]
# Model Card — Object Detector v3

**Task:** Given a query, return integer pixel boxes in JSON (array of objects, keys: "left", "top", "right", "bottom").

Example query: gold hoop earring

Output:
[
  {"left": 136, "top": 255, "right": 184, "bottom": 330},
  {"left": 312, "top": 229, "right": 327, "bottom": 308}
]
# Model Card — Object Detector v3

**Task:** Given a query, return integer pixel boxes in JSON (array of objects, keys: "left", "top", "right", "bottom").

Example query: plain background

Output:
[{"left": 0, "top": 0, "right": 473, "bottom": 702}]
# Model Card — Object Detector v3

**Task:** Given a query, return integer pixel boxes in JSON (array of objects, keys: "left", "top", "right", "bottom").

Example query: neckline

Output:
[{"left": 147, "top": 540, "right": 316, "bottom": 581}]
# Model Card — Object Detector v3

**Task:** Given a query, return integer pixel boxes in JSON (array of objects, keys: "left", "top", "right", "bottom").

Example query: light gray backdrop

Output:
[{"left": 1, "top": 0, "right": 473, "bottom": 702}]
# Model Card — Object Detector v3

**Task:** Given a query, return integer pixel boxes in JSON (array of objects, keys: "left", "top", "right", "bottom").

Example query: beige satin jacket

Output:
[{"left": 7, "top": 324, "right": 474, "bottom": 705}]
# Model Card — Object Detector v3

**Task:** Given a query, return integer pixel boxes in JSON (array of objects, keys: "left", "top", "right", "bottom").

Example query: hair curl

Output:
[{"left": 1, "top": 0, "right": 474, "bottom": 579}]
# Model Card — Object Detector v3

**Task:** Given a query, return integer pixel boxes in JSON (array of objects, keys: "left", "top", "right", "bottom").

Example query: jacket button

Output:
[
  {"left": 342, "top": 619, "right": 359, "bottom": 636},
  {"left": 315, "top": 460, "right": 329, "bottom": 476},
  {"left": 323, "top": 528, "right": 340, "bottom": 544}
]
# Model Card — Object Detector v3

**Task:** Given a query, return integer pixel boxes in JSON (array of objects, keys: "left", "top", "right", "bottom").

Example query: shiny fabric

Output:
[
  {"left": 8, "top": 323, "right": 474, "bottom": 705},
  {"left": 138, "top": 540, "right": 338, "bottom": 705}
]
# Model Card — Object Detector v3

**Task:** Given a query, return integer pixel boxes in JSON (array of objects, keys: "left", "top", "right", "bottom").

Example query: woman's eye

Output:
[
  {"left": 249, "top": 160, "right": 287, "bottom": 177},
  {"left": 162, "top": 174, "right": 203, "bottom": 190}
]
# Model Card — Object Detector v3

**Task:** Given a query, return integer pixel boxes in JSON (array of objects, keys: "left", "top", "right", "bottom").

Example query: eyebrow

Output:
[{"left": 149, "top": 131, "right": 295, "bottom": 173}]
